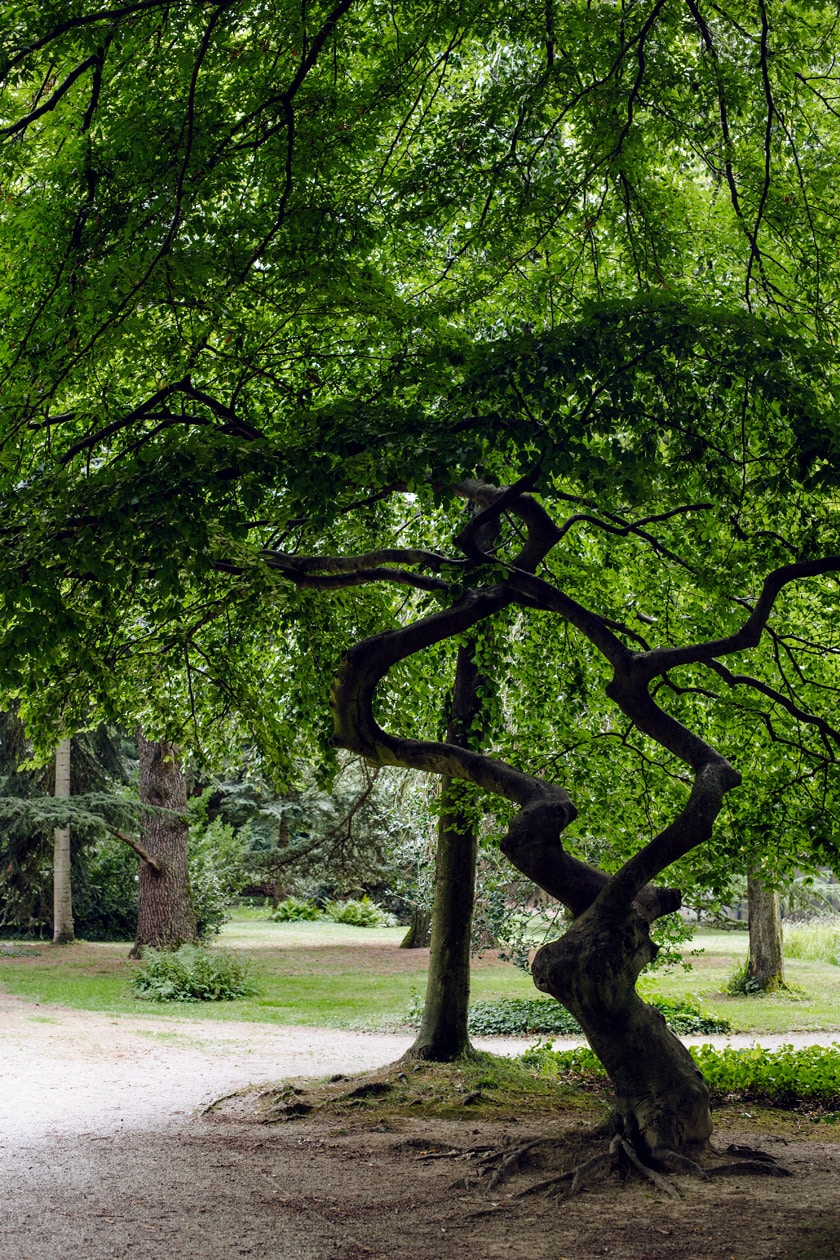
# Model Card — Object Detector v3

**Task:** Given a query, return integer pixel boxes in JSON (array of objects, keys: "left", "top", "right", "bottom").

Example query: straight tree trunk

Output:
[
  {"left": 52, "top": 737, "right": 74, "bottom": 945},
  {"left": 747, "top": 869, "right": 785, "bottom": 991},
  {"left": 408, "top": 639, "right": 484, "bottom": 1060},
  {"left": 129, "top": 729, "right": 198, "bottom": 958}
]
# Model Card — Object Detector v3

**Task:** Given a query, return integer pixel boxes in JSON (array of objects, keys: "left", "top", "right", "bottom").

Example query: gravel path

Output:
[
  {"left": 1, "top": 990, "right": 837, "bottom": 1153},
  {"left": 2, "top": 992, "right": 839, "bottom": 1260}
]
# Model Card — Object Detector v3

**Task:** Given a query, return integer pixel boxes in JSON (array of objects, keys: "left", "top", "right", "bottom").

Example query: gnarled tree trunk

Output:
[
  {"left": 52, "top": 737, "right": 74, "bottom": 945},
  {"left": 129, "top": 729, "right": 198, "bottom": 958},
  {"left": 746, "top": 869, "right": 784, "bottom": 991},
  {"left": 325, "top": 477, "right": 793, "bottom": 1161},
  {"left": 532, "top": 904, "right": 712, "bottom": 1157}
]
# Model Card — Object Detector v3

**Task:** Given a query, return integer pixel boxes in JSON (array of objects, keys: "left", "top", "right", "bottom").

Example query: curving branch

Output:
[
  {"left": 0, "top": 54, "right": 101, "bottom": 138},
  {"left": 635, "top": 556, "right": 840, "bottom": 680},
  {"left": 329, "top": 480, "right": 681, "bottom": 921}
]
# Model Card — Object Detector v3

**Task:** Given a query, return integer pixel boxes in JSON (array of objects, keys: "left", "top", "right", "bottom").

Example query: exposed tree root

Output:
[
  {"left": 464, "top": 1130, "right": 792, "bottom": 1202},
  {"left": 502, "top": 1135, "right": 681, "bottom": 1200},
  {"left": 480, "top": 1138, "right": 556, "bottom": 1193}
]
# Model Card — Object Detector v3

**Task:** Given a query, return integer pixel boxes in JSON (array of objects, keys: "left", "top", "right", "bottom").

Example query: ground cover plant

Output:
[
  {"left": 129, "top": 944, "right": 256, "bottom": 1003},
  {"left": 468, "top": 995, "right": 731, "bottom": 1037},
  {"left": 523, "top": 1042, "right": 840, "bottom": 1113}
]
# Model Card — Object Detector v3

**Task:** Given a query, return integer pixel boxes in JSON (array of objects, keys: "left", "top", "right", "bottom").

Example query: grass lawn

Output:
[
  {"left": 641, "top": 928, "right": 840, "bottom": 1035},
  {"left": 1, "top": 914, "right": 839, "bottom": 1034},
  {"left": 0, "top": 913, "right": 538, "bottom": 1027}
]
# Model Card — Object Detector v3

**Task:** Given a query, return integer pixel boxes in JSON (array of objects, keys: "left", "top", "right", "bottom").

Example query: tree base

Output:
[
  {"left": 466, "top": 1126, "right": 792, "bottom": 1201},
  {"left": 400, "top": 1039, "right": 481, "bottom": 1064}
]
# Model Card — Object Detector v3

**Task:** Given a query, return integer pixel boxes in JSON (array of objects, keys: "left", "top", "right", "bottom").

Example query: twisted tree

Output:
[{"left": 317, "top": 473, "right": 840, "bottom": 1162}]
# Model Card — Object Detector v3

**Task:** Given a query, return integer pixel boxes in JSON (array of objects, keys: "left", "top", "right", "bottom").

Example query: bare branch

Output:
[{"left": 108, "top": 826, "right": 161, "bottom": 872}]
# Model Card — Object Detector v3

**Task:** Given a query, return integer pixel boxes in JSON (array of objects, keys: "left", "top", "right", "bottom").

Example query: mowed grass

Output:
[
  {"left": 641, "top": 927, "right": 840, "bottom": 1035},
  {"left": 0, "top": 914, "right": 538, "bottom": 1027},
  {"left": 2, "top": 914, "right": 840, "bottom": 1034}
]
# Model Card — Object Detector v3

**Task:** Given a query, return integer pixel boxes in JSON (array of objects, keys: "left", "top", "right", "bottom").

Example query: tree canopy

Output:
[{"left": 4, "top": 0, "right": 840, "bottom": 1166}]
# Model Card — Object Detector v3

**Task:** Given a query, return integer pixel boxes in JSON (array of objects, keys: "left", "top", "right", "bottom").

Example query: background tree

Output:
[
  {"left": 0, "top": 718, "right": 140, "bottom": 938},
  {"left": 746, "top": 871, "right": 784, "bottom": 993},
  {"left": 130, "top": 729, "right": 197, "bottom": 956},
  {"left": 51, "top": 737, "right": 74, "bottom": 944}
]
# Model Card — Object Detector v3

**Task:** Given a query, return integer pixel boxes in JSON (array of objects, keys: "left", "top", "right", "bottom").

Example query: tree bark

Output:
[
  {"left": 400, "top": 907, "right": 432, "bottom": 949},
  {"left": 747, "top": 869, "right": 785, "bottom": 991},
  {"left": 129, "top": 729, "right": 198, "bottom": 958},
  {"left": 532, "top": 903, "right": 712, "bottom": 1157},
  {"left": 407, "top": 638, "right": 484, "bottom": 1060},
  {"left": 52, "top": 737, "right": 74, "bottom": 945}
]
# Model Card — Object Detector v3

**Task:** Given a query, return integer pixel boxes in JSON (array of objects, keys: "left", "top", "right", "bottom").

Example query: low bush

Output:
[
  {"left": 469, "top": 998, "right": 581, "bottom": 1036},
  {"left": 468, "top": 995, "right": 731, "bottom": 1037},
  {"left": 725, "top": 960, "right": 763, "bottom": 996},
  {"left": 723, "top": 960, "right": 793, "bottom": 996},
  {"left": 129, "top": 944, "right": 256, "bottom": 1002},
  {"left": 692, "top": 1043, "right": 840, "bottom": 1106},
  {"left": 271, "top": 896, "right": 323, "bottom": 922},
  {"left": 647, "top": 995, "right": 733, "bottom": 1034},
  {"left": 323, "top": 896, "right": 396, "bottom": 928},
  {"left": 522, "top": 1041, "right": 840, "bottom": 1108}
]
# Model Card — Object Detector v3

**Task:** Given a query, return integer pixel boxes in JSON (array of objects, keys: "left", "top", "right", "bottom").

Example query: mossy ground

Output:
[{"left": 237, "top": 1050, "right": 605, "bottom": 1126}]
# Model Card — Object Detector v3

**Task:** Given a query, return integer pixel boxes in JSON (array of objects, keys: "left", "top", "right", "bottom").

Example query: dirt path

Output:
[{"left": 3, "top": 993, "right": 840, "bottom": 1259}]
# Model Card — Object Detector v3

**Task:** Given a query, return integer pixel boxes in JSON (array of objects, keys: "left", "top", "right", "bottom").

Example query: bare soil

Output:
[{"left": 2, "top": 992, "right": 840, "bottom": 1260}]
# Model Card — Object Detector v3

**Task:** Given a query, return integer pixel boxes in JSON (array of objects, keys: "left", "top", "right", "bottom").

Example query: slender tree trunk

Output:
[
  {"left": 408, "top": 639, "right": 484, "bottom": 1060},
  {"left": 272, "top": 810, "right": 290, "bottom": 907},
  {"left": 129, "top": 729, "right": 198, "bottom": 958},
  {"left": 52, "top": 737, "right": 74, "bottom": 945},
  {"left": 747, "top": 869, "right": 785, "bottom": 991}
]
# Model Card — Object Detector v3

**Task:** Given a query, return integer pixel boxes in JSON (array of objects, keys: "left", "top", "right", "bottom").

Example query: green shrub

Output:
[
  {"left": 691, "top": 1043, "right": 840, "bottom": 1107},
  {"left": 323, "top": 896, "right": 396, "bottom": 927},
  {"left": 189, "top": 818, "right": 247, "bottom": 938},
  {"left": 271, "top": 896, "right": 322, "bottom": 922},
  {"left": 649, "top": 996, "right": 732, "bottom": 1034},
  {"left": 469, "top": 998, "right": 581, "bottom": 1036},
  {"left": 129, "top": 944, "right": 256, "bottom": 1002},
  {"left": 468, "top": 995, "right": 731, "bottom": 1037},
  {"left": 522, "top": 1042, "right": 840, "bottom": 1108},
  {"left": 725, "top": 960, "right": 765, "bottom": 996}
]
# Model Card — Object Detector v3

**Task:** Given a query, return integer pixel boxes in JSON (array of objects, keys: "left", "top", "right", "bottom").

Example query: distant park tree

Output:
[
  {"left": 130, "top": 730, "right": 198, "bottom": 957},
  {"left": 747, "top": 871, "right": 785, "bottom": 993},
  {"left": 52, "top": 737, "right": 74, "bottom": 944}
]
